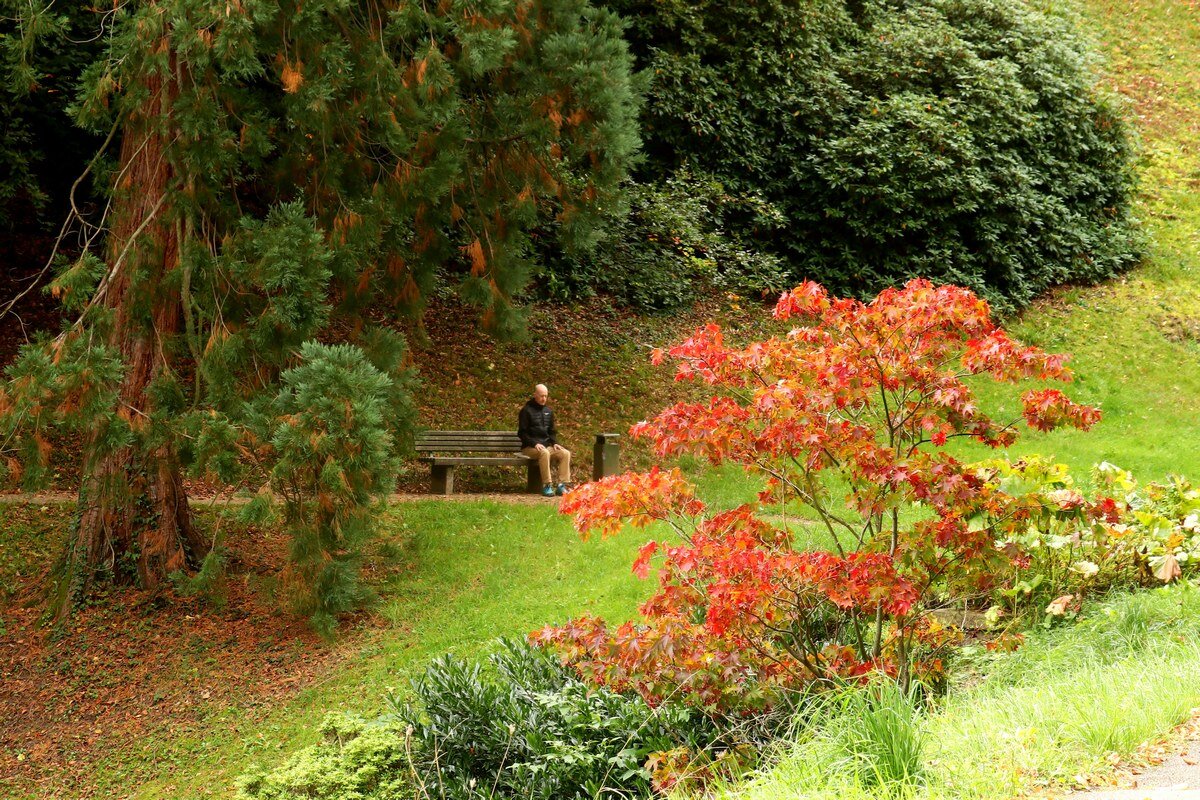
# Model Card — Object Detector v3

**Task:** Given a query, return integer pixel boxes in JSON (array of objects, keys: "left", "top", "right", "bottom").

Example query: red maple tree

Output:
[{"left": 534, "top": 280, "right": 1103, "bottom": 710}]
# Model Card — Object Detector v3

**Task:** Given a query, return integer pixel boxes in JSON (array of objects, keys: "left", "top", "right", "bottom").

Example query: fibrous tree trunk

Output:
[{"left": 60, "top": 59, "right": 206, "bottom": 600}]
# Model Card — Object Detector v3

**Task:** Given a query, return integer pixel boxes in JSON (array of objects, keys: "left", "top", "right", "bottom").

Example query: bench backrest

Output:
[{"left": 415, "top": 430, "right": 524, "bottom": 453}]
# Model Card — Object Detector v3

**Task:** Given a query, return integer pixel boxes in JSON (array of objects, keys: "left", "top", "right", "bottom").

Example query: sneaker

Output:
[
  {"left": 555, "top": 483, "right": 570, "bottom": 496},
  {"left": 541, "top": 484, "right": 556, "bottom": 497}
]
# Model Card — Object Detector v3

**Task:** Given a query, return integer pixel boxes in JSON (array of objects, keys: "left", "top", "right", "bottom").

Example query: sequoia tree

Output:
[{"left": 0, "top": 0, "right": 639, "bottom": 610}]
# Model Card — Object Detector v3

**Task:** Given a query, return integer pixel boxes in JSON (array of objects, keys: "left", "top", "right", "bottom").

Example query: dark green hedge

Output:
[{"left": 606, "top": 0, "right": 1142, "bottom": 308}]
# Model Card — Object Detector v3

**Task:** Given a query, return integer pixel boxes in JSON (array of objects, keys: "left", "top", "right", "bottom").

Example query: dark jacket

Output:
[{"left": 518, "top": 398, "right": 557, "bottom": 448}]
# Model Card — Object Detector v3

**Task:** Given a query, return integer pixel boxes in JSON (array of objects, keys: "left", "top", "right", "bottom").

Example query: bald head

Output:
[{"left": 533, "top": 384, "right": 549, "bottom": 405}]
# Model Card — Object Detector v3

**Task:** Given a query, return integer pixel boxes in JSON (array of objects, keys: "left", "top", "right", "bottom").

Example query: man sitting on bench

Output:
[{"left": 518, "top": 384, "right": 572, "bottom": 497}]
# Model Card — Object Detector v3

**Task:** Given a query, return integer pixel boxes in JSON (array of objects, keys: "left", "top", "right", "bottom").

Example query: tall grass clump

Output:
[
  {"left": 827, "top": 683, "right": 926, "bottom": 793},
  {"left": 702, "top": 682, "right": 926, "bottom": 800}
]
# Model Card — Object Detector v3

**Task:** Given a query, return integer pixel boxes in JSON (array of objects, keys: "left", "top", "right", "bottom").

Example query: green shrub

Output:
[
  {"left": 395, "top": 638, "right": 718, "bottom": 799},
  {"left": 538, "top": 172, "right": 787, "bottom": 310},
  {"left": 238, "top": 639, "right": 725, "bottom": 800},
  {"left": 606, "top": 0, "right": 1141, "bottom": 308},
  {"left": 238, "top": 715, "right": 414, "bottom": 800},
  {"left": 599, "top": 177, "right": 718, "bottom": 311},
  {"left": 269, "top": 342, "right": 402, "bottom": 636},
  {"left": 981, "top": 458, "right": 1200, "bottom": 619}
]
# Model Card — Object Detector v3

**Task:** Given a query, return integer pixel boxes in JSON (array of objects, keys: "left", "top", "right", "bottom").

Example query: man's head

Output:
[{"left": 532, "top": 384, "right": 549, "bottom": 406}]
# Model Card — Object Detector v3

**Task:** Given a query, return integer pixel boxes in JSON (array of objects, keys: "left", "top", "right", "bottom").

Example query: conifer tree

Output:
[{"left": 0, "top": 0, "right": 640, "bottom": 612}]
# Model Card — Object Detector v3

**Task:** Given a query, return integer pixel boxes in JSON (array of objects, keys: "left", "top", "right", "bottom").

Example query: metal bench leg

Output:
[
  {"left": 526, "top": 462, "right": 541, "bottom": 493},
  {"left": 431, "top": 465, "right": 455, "bottom": 495}
]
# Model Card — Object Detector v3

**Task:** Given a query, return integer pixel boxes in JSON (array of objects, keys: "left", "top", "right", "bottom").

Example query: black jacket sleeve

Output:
[
  {"left": 518, "top": 404, "right": 536, "bottom": 448},
  {"left": 546, "top": 409, "right": 557, "bottom": 446}
]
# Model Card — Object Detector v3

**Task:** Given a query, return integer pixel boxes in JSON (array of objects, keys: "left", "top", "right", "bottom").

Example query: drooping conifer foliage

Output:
[
  {"left": 606, "top": 0, "right": 1141, "bottom": 307},
  {"left": 0, "top": 0, "right": 640, "bottom": 618},
  {"left": 0, "top": 0, "right": 103, "bottom": 226}
]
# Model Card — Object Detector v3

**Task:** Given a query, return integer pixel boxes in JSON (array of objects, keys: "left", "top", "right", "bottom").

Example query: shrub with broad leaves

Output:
[
  {"left": 239, "top": 638, "right": 736, "bottom": 800},
  {"left": 607, "top": 0, "right": 1141, "bottom": 308},
  {"left": 985, "top": 458, "right": 1200, "bottom": 619},
  {"left": 1105, "top": 466, "right": 1200, "bottom": 583},
  {"left": 535, "top": 280, "right": 1101, "bottom": 709}
]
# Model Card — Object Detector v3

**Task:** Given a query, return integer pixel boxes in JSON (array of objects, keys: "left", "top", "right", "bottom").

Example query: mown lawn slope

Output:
[{"left": 4, "top": 0, "right": 1199, "bottom": 797}]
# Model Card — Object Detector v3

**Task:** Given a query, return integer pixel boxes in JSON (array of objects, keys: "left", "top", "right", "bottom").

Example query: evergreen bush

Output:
[
  {"left": 606, "top": 0, "right": 1141, "bottom": 308},
  {"left": 237, "top": 715, "right": 413, "bottom": 800},
  {"left": 537, "top": 172, "right": 788, "bottom": 310},
  {"left": 238, "top": 639, "right": 723, "bottom": 800},
  {"left": 268, "top": 342, "right": 403, "bottom": 636}
]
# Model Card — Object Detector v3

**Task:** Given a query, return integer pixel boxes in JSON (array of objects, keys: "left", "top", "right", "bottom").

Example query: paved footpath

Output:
[{"left": 1067, "top": 735, "right": 1200, "bottom": 800}]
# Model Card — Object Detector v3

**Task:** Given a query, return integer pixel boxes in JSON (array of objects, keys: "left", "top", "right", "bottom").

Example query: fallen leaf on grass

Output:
[
  {"left": 1155, "top": 553, "right": 1182, "bottom": 583},
  {"left": 1046, "top": 594, "right": 1074, "bottom": 616}
]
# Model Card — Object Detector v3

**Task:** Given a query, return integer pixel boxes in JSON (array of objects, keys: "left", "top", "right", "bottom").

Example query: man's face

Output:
[{"left": 534, "top": 387, "right": 548, "bottom": 406}]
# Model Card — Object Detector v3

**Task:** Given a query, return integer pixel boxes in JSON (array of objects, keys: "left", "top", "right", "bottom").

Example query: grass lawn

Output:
[
  {"left": 124, "top": 502, "right": 648, "bottom": 800},
  {"left": 715, "top": 582, "right": 1200, "bottom": 800},
  {"left": 0, "top": 500, "right": 649, "bottom": 799},
  {"left": 4, "top": 0, "right": 1200, "bottom": 796}
]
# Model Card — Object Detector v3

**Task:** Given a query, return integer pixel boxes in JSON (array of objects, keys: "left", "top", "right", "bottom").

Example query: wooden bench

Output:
[{"left": 415, "top": 430, "right": 540, "bottom": 495}]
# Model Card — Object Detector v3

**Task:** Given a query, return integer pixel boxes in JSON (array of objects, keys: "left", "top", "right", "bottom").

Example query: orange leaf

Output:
[
  {"left": 463, "top": 238, "right": 486, "bottom": 276},
  {"left": 1045, "top": 594, "right": 1074, "bottom": 616},
  {"left": 632, "top": 540, "right": 659, "bottom": 579},
  {"left": 281, "top": 61, "right": 304, "bottom": 93}
]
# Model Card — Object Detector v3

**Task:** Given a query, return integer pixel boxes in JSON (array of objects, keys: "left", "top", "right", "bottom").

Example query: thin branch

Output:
[{"left": 0, "top": 118, "right": 120, "bottom": 323}]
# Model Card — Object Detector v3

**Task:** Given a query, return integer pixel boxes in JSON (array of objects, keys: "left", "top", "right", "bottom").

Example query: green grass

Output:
[
  {"left": 74, "top": 501, "right": 650, "bottom": 800},
  {"left": 922, "top": 587, "right": 1200, "bottom": 798},
  {"left": 9, "top": 0, "right": 1200, "bottom": 795},
  {"left": 951, "top": 0, "right": 1200, "bottom": 481},
  {"left": 712, "top": 582, "right": 1200, "bottom": 800},
  {"left": 722, "top": 0, "right": 1200, "bottom": 795}
]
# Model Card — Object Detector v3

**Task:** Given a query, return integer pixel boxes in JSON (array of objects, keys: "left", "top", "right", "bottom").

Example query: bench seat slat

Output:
[
  {"left": 416, "top": 436, "right": 521, "bottom": 442},
  {"left": 415, "top": 439, "right": 521, "bottom": 445},
  {"left": 417, "top": 436, "right": 519, "bottom": 441},
  {"left": 418, "top": 442, "right": 519, "bottom": 446},
  {"left": 416, "top": 429, "right": 524, "bottom": 456},
  {"left": 421, "top": 456, "right": 531, "bottom": 466},
  {"left": 416, "top": 440, "right": 520, "bottom": 445},
  {"left": 416, "top": 447, "right": 523, "bottom": 453}
]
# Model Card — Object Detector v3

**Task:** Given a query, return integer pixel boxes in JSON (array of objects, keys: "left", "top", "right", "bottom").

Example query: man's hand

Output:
[{"left": 536, "top": 443, "right": 547, "bottom": 453}]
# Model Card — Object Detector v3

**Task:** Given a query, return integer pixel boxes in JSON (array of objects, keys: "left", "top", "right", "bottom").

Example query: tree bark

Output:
[{"left": 60, "top": 58, "right": 206, "bottom": 599}]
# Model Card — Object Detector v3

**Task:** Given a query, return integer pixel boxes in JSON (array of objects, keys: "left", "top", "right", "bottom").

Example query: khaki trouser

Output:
[{"left": 522, "top": 445, "right": 571, "bottom": 485}]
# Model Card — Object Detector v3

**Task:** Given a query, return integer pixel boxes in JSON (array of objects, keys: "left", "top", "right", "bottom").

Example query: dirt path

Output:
[{"left": 0, "top": 490, "right": 562, "bottom": 507}]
